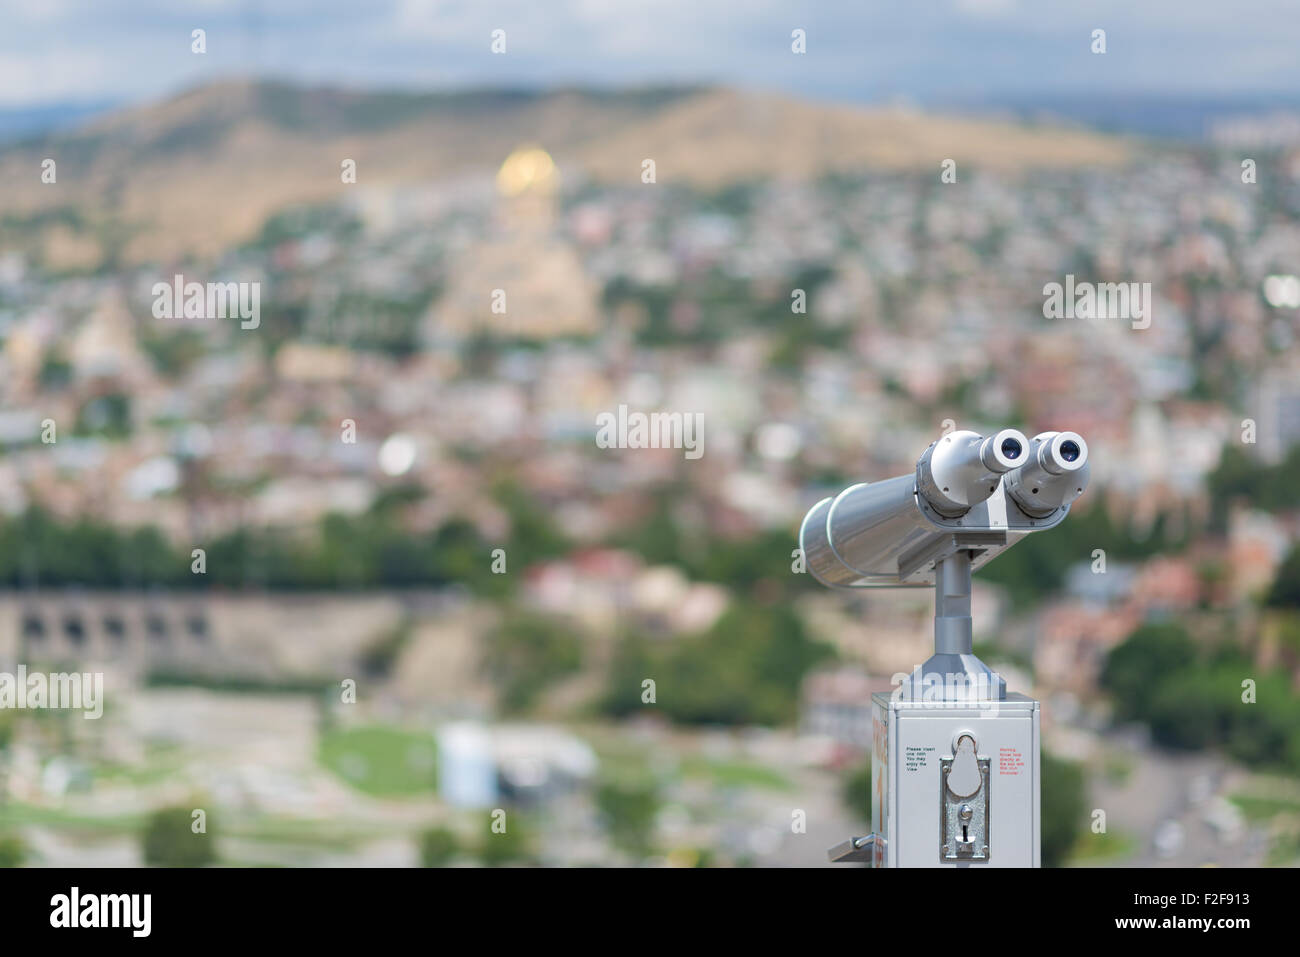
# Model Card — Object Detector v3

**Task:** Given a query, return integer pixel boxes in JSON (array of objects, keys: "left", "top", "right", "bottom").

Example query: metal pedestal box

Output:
[{"left": 869, "top": 691, "right": 1040, "bottom": 868}]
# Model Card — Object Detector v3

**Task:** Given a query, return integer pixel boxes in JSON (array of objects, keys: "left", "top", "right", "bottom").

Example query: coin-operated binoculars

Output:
[{"left": 800, "top": 429, "right": 1090, "bottom": 867}]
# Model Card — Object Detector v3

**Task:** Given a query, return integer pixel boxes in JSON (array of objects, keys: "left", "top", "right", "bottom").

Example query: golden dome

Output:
[{"left": 496, "top": 146, "right": 558, "bottom": 198}]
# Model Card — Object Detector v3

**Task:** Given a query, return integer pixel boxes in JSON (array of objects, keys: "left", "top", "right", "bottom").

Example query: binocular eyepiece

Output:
[
  {"left": 1003, "top": 431, "right": 1090, "bottom": 517},
  {"left": 917, "top": 428, "right": 1089, "bottom": 519},
  {"left": 916, "top": 428, "right": 1030, "bottom": 516}
]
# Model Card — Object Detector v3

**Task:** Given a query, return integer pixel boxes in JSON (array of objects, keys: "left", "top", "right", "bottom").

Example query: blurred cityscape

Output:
[{"left": 0, "top": 79, "right": 1299, "bottom": 868}]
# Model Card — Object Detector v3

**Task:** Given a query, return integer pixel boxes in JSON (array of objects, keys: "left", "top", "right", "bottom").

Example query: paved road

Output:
[{"left": 1086, "top": 745, "right": 1264, "bottom": 867}]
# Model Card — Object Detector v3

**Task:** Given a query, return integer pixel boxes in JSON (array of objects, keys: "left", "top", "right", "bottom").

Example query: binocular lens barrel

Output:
[
  {"left": 799, "top": 426, "right": 1091, "bottom": 587},
  {"left": 918, "top": 428, "right": 1029, "bottom": 517},
  {"left": 1004, "top": 431, "right": 1090, "bottom": 516}
]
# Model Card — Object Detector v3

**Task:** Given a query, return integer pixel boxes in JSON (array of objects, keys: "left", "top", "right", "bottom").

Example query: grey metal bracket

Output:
[{"left": 828, "top": 833, "right": 880, "bottom": 864}]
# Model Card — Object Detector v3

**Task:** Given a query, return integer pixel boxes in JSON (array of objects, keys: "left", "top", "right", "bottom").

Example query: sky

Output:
[{"left": 1, "top": 0, "right": 1299, "bottom": 109}]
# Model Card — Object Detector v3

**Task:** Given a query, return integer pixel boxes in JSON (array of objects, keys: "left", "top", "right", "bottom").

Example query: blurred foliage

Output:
[
  {"left": 1100, "top": 621, "right": 1197, "bottom": 713},
  {"left": 0, "top": 481, "right": 566, "bottom": 593},
  {"left": 1068, "top": 828, "right": 1136, "bottom": 863},
  {"left": 141, "top": 806, "right": 215, "bottom": 867},
  {"left": 1100, "top": 621, "right": 1300, "bottom": 772},
  {"left": 610, "top": 486, "right": 814, "bottom": 601},
  {"left": 306, "top": 291, "right": 432, "bottom": 358},
  {"left": 482, "top": 609, "right": 583, "bottom": 714},
  {"left": 478, "top": 814, "right": 533, "bottom": 867},
  {"left": 979, "top": 501, "right": 1190, "bottom": 610},
  {"left": 1207, "top": 443, "right": 1300, "bottom": 532},
  {"left": 489, "top": 478, "right": 571, "bottom": 571},
  {"left": 1267, "top": 544, "right": 1300, "bottom": 608},
  {"left": 843, "top": 761, "right": 873, "bottom": 823},
  {"left": 418, "top": 826, "right": 459, "bottom": 867},
  {"left": 138, "top": 328, "right": 207, "bottom": 378},
  {"left": 602, "top": 264, "right": 836, "bottom": 349},
  {"left": 1041, "top": 752, "right": 1086, "bottom": 867},
  {"left": 972, "top": 639, "right": 1033, "bottom": 674},
  {"left": 75, "top": 393, "right": 132, "bottom": 438},
  {"left": 0, "top": 833, "right": 26, "bottom": 868},
  {"left": 249, "top": 203, "right": 363, "bottom": 251},
  {"left": 145, "top": 672, "right": 330, "bottom": 695},
  {"left": 603, "top": 601, "right": 835, "bottom": 725},
  {"left": 358, "top": 622, "right": 413, "bottom": 679},
  {"left": 667, "top": 847, "right": 715, "bottom": 867},
  {"left": 596, "top": 779, "right": 660, "bottom": 857},
  {"left": 38, "top": 353, "right": 73, "bottom": 390}
]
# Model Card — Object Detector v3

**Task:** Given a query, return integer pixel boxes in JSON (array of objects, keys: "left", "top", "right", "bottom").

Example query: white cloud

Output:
[
  {"left": 0, "top": 0, "right": 1298, "bottom": 107},
  {"left": 953, "top": 0, "right": 1018, "bottom": 18}
]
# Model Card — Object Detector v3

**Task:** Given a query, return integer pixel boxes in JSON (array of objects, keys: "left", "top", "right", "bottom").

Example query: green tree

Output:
[
  {"left": 980, "top": 503, "right": 1189, "bottom": 610},
  {"left": 1040, "top": 752, "right": 1086, "bottom": 867},
  {"left": 483, "top": 610, "right": 582, "bottom": 714},
  {"left": 1221, "top": 671, "right": 1300, "bottom": 767},
  {"left": 596, "top": 780, "right": 660, "bottom": 858},
  {"left": 490, "top": 479, "right": 571, "bottom": 569},
  {"left": 1099, "top": 622, "right": 1197, "bottom": 723},
  {"left": 1267, "top": 544, "right": 1300, "bottom": 609},
  {"left": 607, "top": 601, "right": 834, "bottom": 726},
  {"left": 843, "top": 761, "right": 873, "bottom": 824},
  {"left": 611, "top": 489, "right": 815, "bottom": 601},
  {"left": 479, "top": 815, "right": 533, "bottom": 867},
  {"left": 1101, "top": 622, "right": 1300, "bottom": 771},
  {"left": 1144, "top": 669, "right": 1228, "bottom": 750},
  {"left": 1207, "top": 443, "right": 1300, "bottom": 531},
  {"left": 141, "top": 806, "right": 215, "bottom": 867},
  {"left": 0, "top": 834, "right": 26, "bottom": 868},
  {"left": 418, "top": 827, "right": 459, "bottom": 867}
]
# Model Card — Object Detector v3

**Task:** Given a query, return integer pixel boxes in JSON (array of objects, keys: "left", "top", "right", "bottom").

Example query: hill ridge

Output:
[{"left": 0, "top": 78, "right": 1133, "bottom": 266}]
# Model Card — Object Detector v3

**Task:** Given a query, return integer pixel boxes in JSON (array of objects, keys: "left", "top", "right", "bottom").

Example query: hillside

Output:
[{"left": 0, "top": 79, "right": 1133, "bottom": 267}]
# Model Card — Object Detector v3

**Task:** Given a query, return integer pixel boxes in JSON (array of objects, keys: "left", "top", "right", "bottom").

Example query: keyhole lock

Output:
[
  {"left": 958, "top": 804, "right": 973, "bottom": 845},
  {"left": 940, "top": 732, "right": 990, "bottom": 862}
]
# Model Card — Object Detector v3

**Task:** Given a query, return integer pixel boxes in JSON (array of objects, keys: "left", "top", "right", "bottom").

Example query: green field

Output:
[
  {"left": 1228, "top": 793, "right": 1300, "bottom": 821},
  {"left": 1069, "top": 828, "right": 1136, "bottom": 863},
  {"left": 317, "top": 725, "right": 439, "bottom": 797},
  {"left": 680, "top": 755, "right": 792, "bottom": 792}
]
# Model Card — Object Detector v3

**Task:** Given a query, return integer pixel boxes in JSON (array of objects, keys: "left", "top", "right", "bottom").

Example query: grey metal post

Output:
[
  {"left": 898, "top": 548, "right": 1005, "bottom": 701},
  {"left": 934, "top": 550, "right": 973, "bottom": 655}
]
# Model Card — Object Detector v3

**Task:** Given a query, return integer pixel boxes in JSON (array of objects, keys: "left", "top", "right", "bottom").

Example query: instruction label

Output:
[
  {"left": 998, "top": 747, "right": 1024, "bottom": 775},
  {"left": 904, "top": 745, "right": 936, "bottom": 771}
]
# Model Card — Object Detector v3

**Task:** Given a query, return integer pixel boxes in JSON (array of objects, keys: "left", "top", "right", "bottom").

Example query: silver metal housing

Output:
[
  {"left": 799, "top": 463, "right": 1075, "bottom": 589},
  {"left": 916, "top": 428, "right": 1028, "bottom": 516},
  {"left": 812, "top": 425, "right": 1079, "bottom": 868}
]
